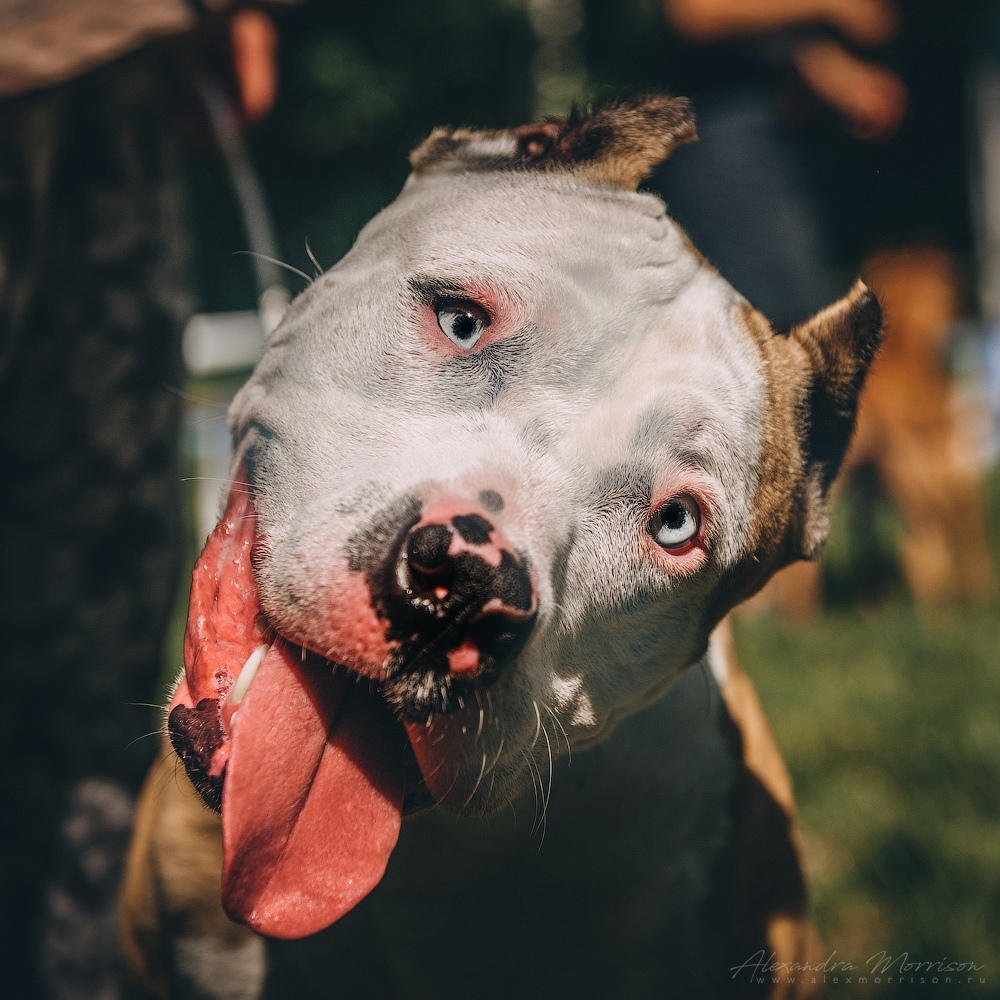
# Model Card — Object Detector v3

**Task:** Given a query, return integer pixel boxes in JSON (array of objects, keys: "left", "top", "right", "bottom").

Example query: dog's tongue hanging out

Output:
[{"left": 168, "top": 482, "right": 405, "bottom": 940}]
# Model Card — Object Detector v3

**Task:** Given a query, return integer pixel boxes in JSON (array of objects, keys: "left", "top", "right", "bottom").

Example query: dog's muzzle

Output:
[{"left": 380, "top": 500, "right": 537, "bottom": 719}]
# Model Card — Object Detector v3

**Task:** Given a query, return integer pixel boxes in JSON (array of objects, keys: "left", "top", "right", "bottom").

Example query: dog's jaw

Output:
[{"left": 169, "top": 483, "right": 411, "bottom": 940}]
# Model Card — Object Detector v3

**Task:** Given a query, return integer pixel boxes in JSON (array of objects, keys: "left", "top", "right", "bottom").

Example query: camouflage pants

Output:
[{"left": 0, "top": 48, "right": 189, "bottom": 1000}]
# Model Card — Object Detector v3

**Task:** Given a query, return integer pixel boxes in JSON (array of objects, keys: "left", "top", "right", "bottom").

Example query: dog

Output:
[
  {"left": 854, "top": 247, "right": 994, "bottom": 603},
  {"left": 121, "top": 95, "right": 882, "bottom": 999}
]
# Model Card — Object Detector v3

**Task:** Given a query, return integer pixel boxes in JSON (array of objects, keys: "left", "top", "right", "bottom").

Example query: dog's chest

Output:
[{"left": 260, "top": 663, "right": 740, "bottom": 1000}]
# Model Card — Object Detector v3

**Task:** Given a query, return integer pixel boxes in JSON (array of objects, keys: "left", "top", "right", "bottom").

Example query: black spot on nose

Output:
[
  {"left": 407, "top": 523, "right": 452, "bottom": 573},
  {"left": 452, "top": 514, "right": 493, "bottom": 544},
  {"left": 478, "top": 489, "right": 505, "bottom": 513}
]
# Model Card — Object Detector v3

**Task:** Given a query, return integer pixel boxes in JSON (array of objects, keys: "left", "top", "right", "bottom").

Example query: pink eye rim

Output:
[
  {"left": 643, "top": 473, "right": 718, "bottom": 575},
  {"left": 409, "top": 275, "right": 529, "bottom": 357}
]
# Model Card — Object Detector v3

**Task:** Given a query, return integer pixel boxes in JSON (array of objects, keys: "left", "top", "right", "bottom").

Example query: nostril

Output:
[{"left": 406, "top": 523, "right": 452, "bottom": 575}]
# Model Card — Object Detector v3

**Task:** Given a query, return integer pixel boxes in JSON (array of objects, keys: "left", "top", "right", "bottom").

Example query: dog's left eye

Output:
[
  {"left": 436, "top": 299, "right": 490, "bottom": 350},
  {"left": 650, "top": 495, "right": 700, "bottom": 550}
]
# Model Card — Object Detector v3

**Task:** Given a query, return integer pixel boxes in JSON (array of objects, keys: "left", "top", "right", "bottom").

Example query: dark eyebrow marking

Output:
[
  {"left": 587, "top": 463, "right": 656, "bottom": 516},
  {"left": 408, "top": 276, "right": 472, "bottom": 305}
]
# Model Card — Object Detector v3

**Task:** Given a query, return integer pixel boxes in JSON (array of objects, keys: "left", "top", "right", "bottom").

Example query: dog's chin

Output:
[
  {"left": 400, "top": 703, "right": 533, "bottom": 818},
  {"left": 276, "top": 639, "right": 523, "bottom": 818},
  {"left": 424, "top": 759, "right": 533, "bottom": 819}
]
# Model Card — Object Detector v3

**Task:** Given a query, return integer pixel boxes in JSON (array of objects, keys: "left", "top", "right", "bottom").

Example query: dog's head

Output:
[{"left": 168, "top": 96, "right": 880, "bottom": 939}]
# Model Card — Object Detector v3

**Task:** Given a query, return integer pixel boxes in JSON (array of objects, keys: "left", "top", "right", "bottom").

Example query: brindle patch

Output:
[
  {"left": 704, "top": 284, "right": 883, "bottom": 626},
  {"left": 410, "top": 94, "right": 697, "bottom": 192}
]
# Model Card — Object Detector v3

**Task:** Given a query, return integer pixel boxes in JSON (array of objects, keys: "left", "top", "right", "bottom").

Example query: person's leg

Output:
[{"left": 0, "top": 48, "right": 189, "bottom": 998}]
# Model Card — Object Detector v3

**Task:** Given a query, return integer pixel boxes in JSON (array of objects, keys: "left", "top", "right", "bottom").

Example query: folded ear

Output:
[
  {"left": 410, "top": 94, "right": 696, "bottom": 190},
  {"left": 788, "top": 280, "right": 883, "bottom": 558}
]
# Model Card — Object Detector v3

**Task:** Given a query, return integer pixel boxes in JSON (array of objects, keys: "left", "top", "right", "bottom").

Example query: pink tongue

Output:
[{"left": 222, "top": 641, "right": 405, "bottom": 939}]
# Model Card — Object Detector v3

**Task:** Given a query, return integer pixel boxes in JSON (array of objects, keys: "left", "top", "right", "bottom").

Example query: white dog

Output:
[{"left": 122, "top": 95, "right": 881, "bottom": 999}]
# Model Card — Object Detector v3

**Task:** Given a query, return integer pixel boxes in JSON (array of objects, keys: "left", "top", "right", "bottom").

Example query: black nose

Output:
[
  {"left": 383, "top": 510, "right": 536, "bottom": 717},
  {"left": 400, "top": 515, "right": 534, "bottom": 626},
  {"left": 406, "top": 523, "right": 452, "bottom": 575}
]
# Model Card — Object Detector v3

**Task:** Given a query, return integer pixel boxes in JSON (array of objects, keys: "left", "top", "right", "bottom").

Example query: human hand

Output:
[
  {"left": 822, "top": 0, "right": 899, "bottom": 48},
  {"left": 229, "top": 8, "right": 279, "bottom": 125},
  {"left": 793, "top": 38, "right": 908, "bottom": 140},
  {"left": 664, "top": 0, "right": 899, "bottom": 44}
]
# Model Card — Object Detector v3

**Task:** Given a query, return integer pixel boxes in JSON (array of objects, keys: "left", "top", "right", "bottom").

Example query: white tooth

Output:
[{"left": 229, "top": 644, "right": 269, "bottom": 706}]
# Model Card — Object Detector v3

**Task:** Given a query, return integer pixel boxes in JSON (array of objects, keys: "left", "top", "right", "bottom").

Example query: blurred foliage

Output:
[
  {"left": 822, "top": 468, "right": 907, "bottom": 606},
  {"left": 251, "top": 0, "right": 536, "bottom": 281},
  {"left": 579, "top": 0, "right": 687, "bottom": 95},
  {"left": 181, "top": 0, "right": 536, "bottom": 313}
]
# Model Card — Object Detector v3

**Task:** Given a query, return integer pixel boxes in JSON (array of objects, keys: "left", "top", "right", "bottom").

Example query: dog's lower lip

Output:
[{"left": 401, "top": 738, "right": 436, "bottom": 814}]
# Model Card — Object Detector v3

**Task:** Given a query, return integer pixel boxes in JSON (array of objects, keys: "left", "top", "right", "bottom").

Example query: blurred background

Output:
[{"left": 3, "top": 0, "right": 1000, "bottom": 997}]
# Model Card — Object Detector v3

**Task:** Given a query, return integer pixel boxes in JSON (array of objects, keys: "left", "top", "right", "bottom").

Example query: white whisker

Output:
[
  {"left": 538, "top": 721, "right": 553, "bottom": 850},
  {"left": 164, "top": 385, "right": 229, "bottom": 407},
  {"left": 463, "top": 751, "right": 489, "bottom": 809},
  {"left": 304, "top": 237, "right": 324, "bottom": 277},
  {"left": 523, "top": 749, "right": 540, "bottom": 835},
  {"left": 544, "top": 703, "right": 571, "bottom": 763},
  {"left": 474, "top": 688, "right": 485, "bottom": 742},
  {"left": 234, "top": 250, "right": 312, "bottom": 284}
]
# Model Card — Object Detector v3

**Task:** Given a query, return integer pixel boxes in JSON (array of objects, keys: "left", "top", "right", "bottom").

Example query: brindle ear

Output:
[
  {"left": 409, "top": 94, "right": 696, "bottom": 190},
  {"left": 789, "top": 280, "right": 883, "bottom": 557}
]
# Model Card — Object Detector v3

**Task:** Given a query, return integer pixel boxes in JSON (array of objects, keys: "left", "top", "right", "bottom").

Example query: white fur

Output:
[{"left": 228, "top": 170, "right": 766, "bottom": 811}]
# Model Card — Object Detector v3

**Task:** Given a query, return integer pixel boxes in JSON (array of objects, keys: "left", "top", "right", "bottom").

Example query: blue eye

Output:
[
  {"left": 436, "top": 300, "right": 489, "bottom": 350},
  {"left": 650, "top": 495, "right": 700, "bottom": 549}
]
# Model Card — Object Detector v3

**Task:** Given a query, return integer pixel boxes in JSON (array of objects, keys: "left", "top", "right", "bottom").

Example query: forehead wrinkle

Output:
[
  {"left": 630, "top": 407, "right": 718, "bottom": 469},
  {"left": 364, "top": 176, "right": 691, "bottom": 283},
  {"left": 564, "top": 356, "right": 746, "bottom": 461},
  {"left": 580, "top": 392, "right": 743, "bottom": 504}
]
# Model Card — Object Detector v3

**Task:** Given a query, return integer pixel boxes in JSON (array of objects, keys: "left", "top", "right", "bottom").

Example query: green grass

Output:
[{"left": 733, "top": 475, "right": 1000, "bottom": 998}]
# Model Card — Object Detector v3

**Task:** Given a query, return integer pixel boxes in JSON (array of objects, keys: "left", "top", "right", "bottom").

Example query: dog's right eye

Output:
[
  {"left": 649, "top": 495, "right": 700, "bottom": 551},
  {"left": 436, "top": 299, "right": 490, "bottom": 350}
]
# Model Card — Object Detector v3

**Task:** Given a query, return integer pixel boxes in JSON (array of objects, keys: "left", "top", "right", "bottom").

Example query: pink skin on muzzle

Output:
[
  {"left": 168, "top": 478, "right": 537, "bottom": 939},
  {"left": 401, "top": 497, "right": 537, "bottom": 680}
]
